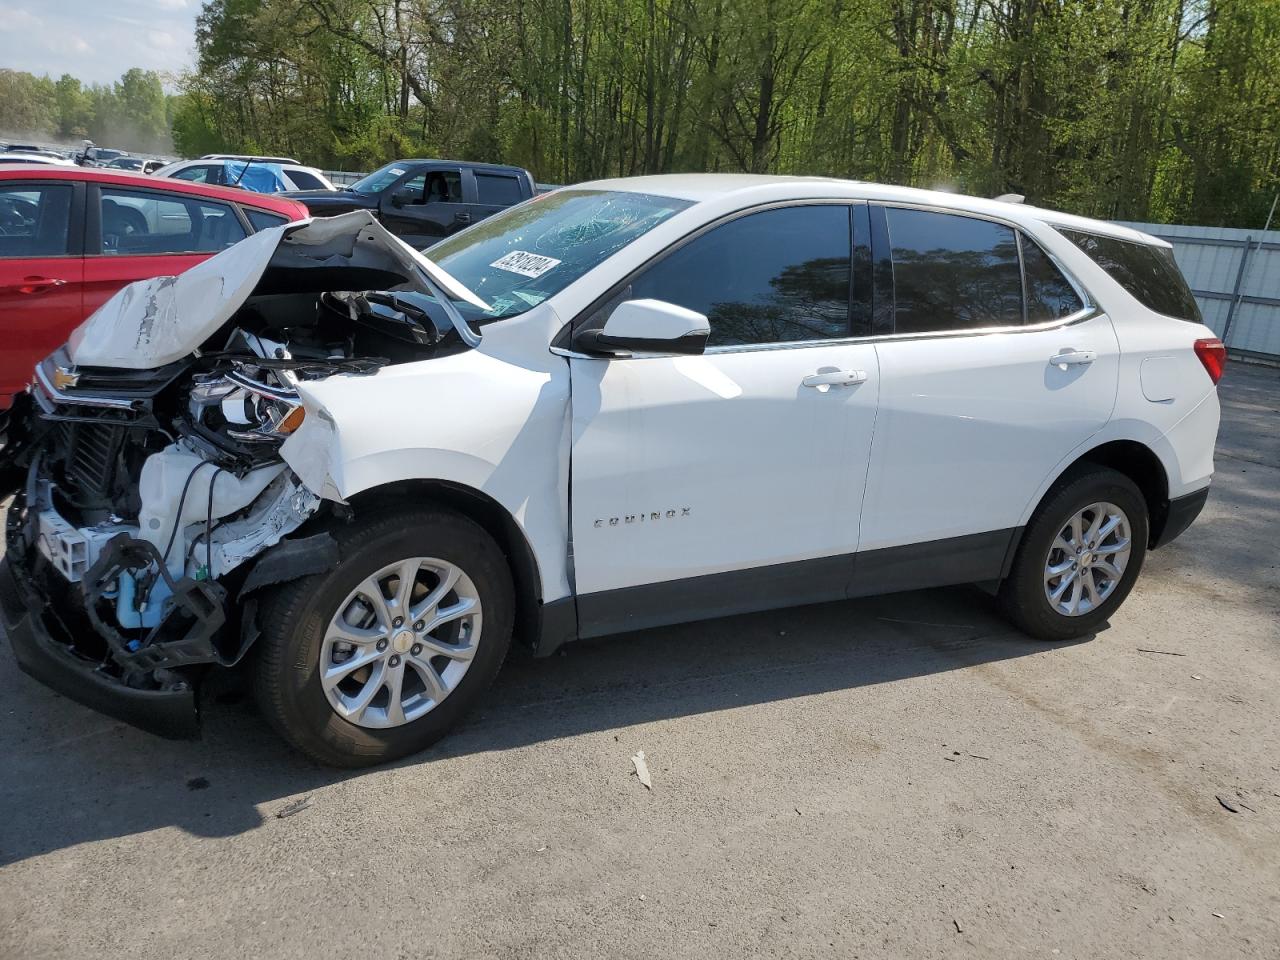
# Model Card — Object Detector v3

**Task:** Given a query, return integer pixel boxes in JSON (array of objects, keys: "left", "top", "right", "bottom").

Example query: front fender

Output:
[{"left": 280, "top": 347, "right": 573, "bottom": 601}]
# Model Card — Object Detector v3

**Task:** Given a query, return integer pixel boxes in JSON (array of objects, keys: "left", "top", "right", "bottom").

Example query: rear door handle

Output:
[
  {"left": 1050, "top": 349, "right": 1097, "bottom": 367},
  {"left": 453, "top": 211, "right": 472, "bottom": 225},
  {"left": 0, "top": 276, "right": 67, "bottom": 295},
  {"left": 802, "top": 369, "right": 867, "bottom": 388}
]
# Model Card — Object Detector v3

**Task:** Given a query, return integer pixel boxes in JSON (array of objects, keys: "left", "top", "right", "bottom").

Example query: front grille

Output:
[{"left": 59, "top": 422, "right": 125, "bottom": 504}]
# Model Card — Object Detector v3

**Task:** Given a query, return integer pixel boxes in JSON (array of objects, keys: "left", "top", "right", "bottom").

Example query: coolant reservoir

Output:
[{"left": 137, "top": 445, "right": 285, "bottom": 576}]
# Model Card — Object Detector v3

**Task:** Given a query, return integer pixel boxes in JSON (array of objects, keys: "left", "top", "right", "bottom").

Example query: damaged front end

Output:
[{"left": 0, "top": 212, "right": 480, "bottom": 737}]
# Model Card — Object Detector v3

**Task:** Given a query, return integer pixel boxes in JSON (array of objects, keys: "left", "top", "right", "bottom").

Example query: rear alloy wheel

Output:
[
  {"left": 999, "top": 466, "right": 1148, "bottom": 641},
  {"left": 254, "top": 508, "right": 513, "bottom": 767},
  {"left": 1041, "top": 502, "right": 1133, "bottom": 617}
]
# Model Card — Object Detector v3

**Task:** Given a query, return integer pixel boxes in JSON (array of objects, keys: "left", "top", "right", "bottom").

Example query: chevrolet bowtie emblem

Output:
[{"left": 52, "top": 365, "right": 80, "bottom": 390}]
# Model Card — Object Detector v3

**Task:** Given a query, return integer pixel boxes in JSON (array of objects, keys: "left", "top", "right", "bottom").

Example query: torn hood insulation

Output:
[{"left": 68, "top": 210, "right": 489, "bottom": 370}]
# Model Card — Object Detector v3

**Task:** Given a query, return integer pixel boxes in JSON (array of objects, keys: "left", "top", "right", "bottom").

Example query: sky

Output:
[{"left": 0, "top": 0, "right": 198, "bottom": 86}]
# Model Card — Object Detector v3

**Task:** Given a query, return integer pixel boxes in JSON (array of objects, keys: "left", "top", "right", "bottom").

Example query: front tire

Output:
[
  {"left": 998, "top": 466, "right": 1148, "bottom": 642},
  {"left": 253, "top": 507, "right": 513, "bottom": 767}
]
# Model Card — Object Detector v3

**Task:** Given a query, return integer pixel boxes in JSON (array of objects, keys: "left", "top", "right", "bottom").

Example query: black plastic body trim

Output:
[
  {"left": 572, "top": 527, "right": 1021, "bottom": 641},
  {"left": 0, "top": 559, "right": 199, "bottom": 739},
  {"left": 849, "top": 528, "right": 1019, "bottom": 598},
  {"left": 1150, "top": 486, "right": 1209, "bottom": 549}
]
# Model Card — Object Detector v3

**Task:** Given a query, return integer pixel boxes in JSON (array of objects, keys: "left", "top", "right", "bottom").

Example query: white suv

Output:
[
  {"left": 153, "top": 156, "right": 336, "bottom": 193},
  {"left": 1, "top": 175, "right": 1224, "bottom": 766}
]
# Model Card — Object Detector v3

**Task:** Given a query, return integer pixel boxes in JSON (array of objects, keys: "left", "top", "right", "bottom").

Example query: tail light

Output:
[{"left": 1193, "top": 338, "right": 1227, "bottom": 385}]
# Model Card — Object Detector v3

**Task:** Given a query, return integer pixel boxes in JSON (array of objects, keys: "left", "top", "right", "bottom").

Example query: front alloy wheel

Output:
[
  {"left": 254, "top": 507, "right": 513, "bottom": 767},
  {"left": 321, "top": 558, "right": 482, "bottom": 728}
]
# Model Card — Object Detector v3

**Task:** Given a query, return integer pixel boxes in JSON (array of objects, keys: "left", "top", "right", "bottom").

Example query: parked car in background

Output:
[
  {"left": 5, "top": 147, "right": 69, "bottom": 161},
  {"left": 104, "top": 157, "right": 145, "bottom": 172},
  {"left": 283, "top": 159, "right": 536, "bottom": 247},
  {"left": 0, "top": 153, "right": 76, "bottom": 167},
  {"left": 0, "top": 165, "right": 308, "bottom": 412},
  {"left": 153, "top": 156, "right": 335, "bottom": 193},
  {"left": 82, "top": 147, "right": 127, "bottom": 167},
  {"left": 0, "top": 176, "right": 1224, "bottom": 765}
]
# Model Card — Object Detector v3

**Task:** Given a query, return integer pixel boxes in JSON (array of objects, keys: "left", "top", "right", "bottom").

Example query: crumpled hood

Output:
[{"left": 68, "top": 210, "right": 487, "bottom": 370}]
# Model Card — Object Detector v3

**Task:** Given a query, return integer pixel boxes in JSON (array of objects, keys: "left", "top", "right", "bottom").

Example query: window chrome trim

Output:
[
  {"left": 555, "top": 306, "right": 1103, "bottom": 360},
  {"left": 701, "top": 306, "right": 1102, "bottom": 355}
]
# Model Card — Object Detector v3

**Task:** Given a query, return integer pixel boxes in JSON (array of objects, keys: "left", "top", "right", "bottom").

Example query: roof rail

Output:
[{"left": 201, "top": 154, "right": 300, "bottom": 165}]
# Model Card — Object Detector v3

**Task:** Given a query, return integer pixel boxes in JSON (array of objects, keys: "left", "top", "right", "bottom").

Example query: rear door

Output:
[
  {"left": 0, "top": 179, "right": 83, "bottom": 406},
  {"left": 469, "top": 169, "right": 527, "bottom": 223},
  {"left": 854, "top": 205, "right": 1119, "bottom": 593},
  {"left": 378, "top": 165, "right": 468, "bottom": 248},
  {"left": 82, "top": 184, "right": 249, "bottom": 316}
]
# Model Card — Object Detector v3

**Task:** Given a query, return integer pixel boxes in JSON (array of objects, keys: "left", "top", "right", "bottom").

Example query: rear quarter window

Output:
[
  {"left": 243, "top": 208, "right": 289, "bottom": 231},
  {"left": 1057, "top": 228, "right": 1201, "bottom": 323}
]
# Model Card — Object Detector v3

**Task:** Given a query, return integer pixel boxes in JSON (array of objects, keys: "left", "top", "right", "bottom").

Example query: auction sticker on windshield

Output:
[{"left": 490, "top": 251, "right": 562, "bottom": 278}]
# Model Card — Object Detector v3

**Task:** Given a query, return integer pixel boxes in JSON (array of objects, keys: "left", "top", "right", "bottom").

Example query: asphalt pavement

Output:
[{"left": 2, "top": 363, "right": 1277, "bottom": 959}]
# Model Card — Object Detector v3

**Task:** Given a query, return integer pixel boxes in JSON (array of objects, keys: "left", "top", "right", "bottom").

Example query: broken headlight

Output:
[{"left": 189, "top": 364, "right": 305, "bottom": 443}]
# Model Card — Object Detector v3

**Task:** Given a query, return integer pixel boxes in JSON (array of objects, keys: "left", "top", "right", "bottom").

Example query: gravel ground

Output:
[{"left": 1, "top": 363, "right": 1277, "bottom": 960}]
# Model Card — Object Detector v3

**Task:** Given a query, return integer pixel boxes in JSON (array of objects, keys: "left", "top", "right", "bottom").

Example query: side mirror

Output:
[
  {"left": 579, "top": 299, "right": 709, "bottom": 356},
  {"left": 390, "top": 188, "right": 416, "bottom": 208}
]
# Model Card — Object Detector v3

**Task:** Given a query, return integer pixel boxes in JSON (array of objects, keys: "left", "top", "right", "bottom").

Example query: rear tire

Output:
[
  {"left": 998, "top": 466, "right": 1148, "bottom": 642},
  {"left": 253, "top": 506, "right": 513, "bottom": 767}
]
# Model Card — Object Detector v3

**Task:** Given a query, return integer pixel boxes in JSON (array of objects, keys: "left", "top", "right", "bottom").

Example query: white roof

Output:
[{"left": 573, "top": 173, "right": 1165, "bottom": 246}]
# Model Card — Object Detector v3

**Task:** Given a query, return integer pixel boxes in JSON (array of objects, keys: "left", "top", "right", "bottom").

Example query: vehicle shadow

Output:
[{"left": 0, "top": 583, "right": 1080, "bottom": 867}]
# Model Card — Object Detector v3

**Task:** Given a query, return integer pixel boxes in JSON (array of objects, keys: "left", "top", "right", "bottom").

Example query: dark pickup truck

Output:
[{"left": 283, "top": 159, "right": 537, "bottom": 248}]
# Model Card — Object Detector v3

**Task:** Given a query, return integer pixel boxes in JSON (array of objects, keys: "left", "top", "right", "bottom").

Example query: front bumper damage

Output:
[
  {"left": 3, "top": 484, "right": 341, "bottom": 737},
  {"left": 0, "top": 555, "right": 200, "bottom": 738}
]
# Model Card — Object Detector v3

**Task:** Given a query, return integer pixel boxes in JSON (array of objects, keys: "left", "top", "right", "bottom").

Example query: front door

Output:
[
  {"left": 378, "top": 167, "right": 468, "bottom": 248},
  {"left": 855, "top": 205, "right": 1119, "bottom": 593},
  {"left": 0, "top": 179, "right": 83, "bottom": 406},
  {"left": 568, "top": 203, "right": 880, "bottom": 636}
]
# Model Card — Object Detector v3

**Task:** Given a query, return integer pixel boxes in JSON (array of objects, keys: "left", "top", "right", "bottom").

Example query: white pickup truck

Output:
[{"left": 1, "top": 175, "right": 1223, "bottom": 766}]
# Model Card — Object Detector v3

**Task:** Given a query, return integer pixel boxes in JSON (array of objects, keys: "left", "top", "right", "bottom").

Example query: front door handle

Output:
[
  {"left": 802, "top": 369, "right": 867, "bottom": 388},
  {"left": 1050, "top": 349, "right": 1097, "bottom": 367},
  {"left": 0, "top": 276, "right": 67, "bottom": 296},
  {"left": 453, "top": 211, "right": 472, "bottom": 225}
]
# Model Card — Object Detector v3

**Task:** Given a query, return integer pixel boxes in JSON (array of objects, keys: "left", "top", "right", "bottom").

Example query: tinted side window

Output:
[
  {"left": 1021, "top": 235, "right": 1085, "bottom": 322},
  {"left": 424, "top": 170, "right": 462, "bottom": 203},
  {"left": 0, "top": 183, "right": 73, "bottom": 258},
  {"left": 171, "top": 164, "right": 224, "bottom": 185},
  {"left": 1058, "top": 228, "right": 1201, "bottom": 323},
  {"left": 476, "top": 173, "right": 524, "bottom": 206},
  {"left": 628, "top": 205, "right": 851, "bottom": 347},
  {"left": 285, "top": 170, "right": 326, "bottom": 190},
  {"left": 99, "top": 188, "right": 247, "bottom": 255},
  {"left": 244, "top": 208, "right": 289, "bottom": 231},
  {"left": 886, "top": 208, "right": 1022, "bottom": 333}
]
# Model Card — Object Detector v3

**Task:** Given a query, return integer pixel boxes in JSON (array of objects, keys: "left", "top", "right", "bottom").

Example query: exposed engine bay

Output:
[{"left": 1, "top": 212, "right": 481, "bottom": 711}]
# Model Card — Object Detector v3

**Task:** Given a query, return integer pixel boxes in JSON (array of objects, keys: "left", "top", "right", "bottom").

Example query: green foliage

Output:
[
  {"left": 0, "top": 67, "right": 174, "bottom": 154},
  {"left": 173, "top": 0, "right": 1278, "bottom": 224},
  {"left": 6, "top": 0, "right": 1279, "bottom": 225}
]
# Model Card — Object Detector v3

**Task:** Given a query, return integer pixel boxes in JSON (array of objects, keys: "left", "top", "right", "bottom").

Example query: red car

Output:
[{"left": 0, "top": 166, "right": 308, "bottom": 410}]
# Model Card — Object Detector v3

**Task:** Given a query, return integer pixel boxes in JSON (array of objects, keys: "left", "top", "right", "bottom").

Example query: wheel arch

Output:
[
  {"left": 1037, "top": 439, "right": 1172, "bottom": 548},
  {"left": 343, "top": 479, "right": 555, "bottom": 652}
]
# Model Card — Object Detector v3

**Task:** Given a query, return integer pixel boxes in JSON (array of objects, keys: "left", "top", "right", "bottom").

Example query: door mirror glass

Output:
[
  {"left": 390, "top": 188, "right": 416, "bottom": 208},
  {"left": 580, "top": 299, "right": 709, "bottom": 356}
]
